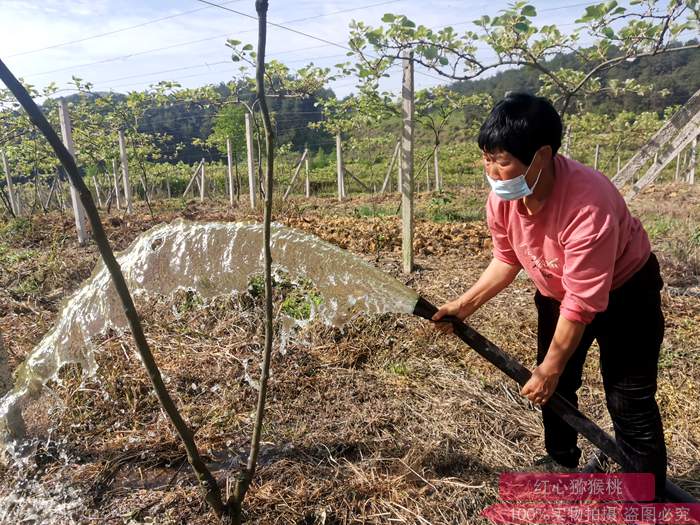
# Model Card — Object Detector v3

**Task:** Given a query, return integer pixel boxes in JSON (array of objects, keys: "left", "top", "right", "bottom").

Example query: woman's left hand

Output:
[{"left": 521, "top": 362, "right": 561, "bottom": 405}]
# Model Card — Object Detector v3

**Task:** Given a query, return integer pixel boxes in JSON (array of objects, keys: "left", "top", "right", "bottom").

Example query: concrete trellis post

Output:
[
  {"left": 58, "top": 99, "right": 89, "bottom": 244},
  {"left": 92, "top": 175, "right": 103, "bottom": 208},
  {"left": 112, "top": 159, "right": 121, "bottom": 210},
  {"left": 118, "top": 130, "right": 133, "bottom": 214},
  {"left": 625, "top": 119, "right": 700, "bottom": 200},
  {"left": 613, "top": 88, "right": 700, "bottom": 189},
  {"left": 282, "top": 149, "right": 308, "bottom": 201},
  {"left": 182, "top": 159, "right": 203, "bottom": 198},
  {"left": 381, "top": 140, "right": 400, "bottom": 193},
  {"left": 227, "top": 137, "right": 235, "bottom": 206},
  {"left": 563, "top": 125, "right": 571, "bottom": 156},
  {"left": 401, "top": 50, "right": 415, "bottom": 274},
  {"left": 304, "top": 154, "right": 310, "bottom": 198},
  {"left": 594, "top": 144, "right": 600, "bottom": 171},
  {"left": 1, "top": 150, "right": 19, "bottom": 216},
  {"left": 336, "top": 133, "right": 346, "bottom": 201}
]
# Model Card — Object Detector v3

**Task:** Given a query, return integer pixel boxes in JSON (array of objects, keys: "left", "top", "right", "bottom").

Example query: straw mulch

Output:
[{"left": 0, "top": 186, "right": 698, "bottom": 524}]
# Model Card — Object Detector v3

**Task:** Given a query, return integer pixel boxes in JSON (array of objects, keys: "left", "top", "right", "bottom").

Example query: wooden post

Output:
[
  {"left": 381, "top": 140, "right": 400, "bottom": 193},
  {"left": 166, "top": 176, "right": 171, "bottom": 199},
  {"left": 112, "top": 159, "right": 121, "bottom": 210},
  {"left": 118, "top": 130, "right": 133, "bottom": 213},
  {"left": 689, "top": 136, "right": 697, "bottom": 184},
  {"left": 594, "top": 144, "right": 600, "bottom": 171},
  {"left": 58, "top": 99, "right": 89, "bottom": 244},
  {"left": 434, "top": 144, "right": 441, "bottom": 192},
  {"left": 199, "top": 157, "right": 205, "bottom": 202},
  {"left": 336, "top": 133, "right": 345, "bottom": 201},
  {"left": 675, "top": 152, "right": 681, "bottom": 181},
  {"left": 1, "top": 149, "right": 18, "bottom": 216},
  {"left": 426, "top": 159, "right": 430, "bottom": 192},
  {"left": 617, "top": 153, "right": 621, "bottom": 176},
  {"left": 304, "top": 153, "right": 310, "bottom": 198},
  {"left": 245, "top": 112, "right": 256, "bottom": 208},
  {"left": 227, "top": 137, "right": 235, "bottom": 206},
  {"left": 401, "top": 50, "right": 414, "bottom": 274}
]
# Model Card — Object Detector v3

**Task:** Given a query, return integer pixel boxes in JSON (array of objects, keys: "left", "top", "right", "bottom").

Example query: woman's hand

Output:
[
  {"left": 520, "top": 361, "right": 561, "bottom": 405},
  {"left": 431, "top": 297, "right": 478, "bottom": 334}
]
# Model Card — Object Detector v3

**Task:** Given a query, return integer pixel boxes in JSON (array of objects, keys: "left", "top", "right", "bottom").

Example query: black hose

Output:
[{"left": 412, "top": 296, "right": 698, "bottom": 504}]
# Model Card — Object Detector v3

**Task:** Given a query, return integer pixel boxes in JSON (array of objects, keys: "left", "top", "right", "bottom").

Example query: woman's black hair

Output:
[{"left": 477, "top": 92, "right": 562, "bottom": 166}]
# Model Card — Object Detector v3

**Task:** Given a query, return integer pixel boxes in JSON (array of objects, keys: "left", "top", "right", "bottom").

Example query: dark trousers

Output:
[{"left": 535, "top": 253, "right": 667, "bottom": 498}]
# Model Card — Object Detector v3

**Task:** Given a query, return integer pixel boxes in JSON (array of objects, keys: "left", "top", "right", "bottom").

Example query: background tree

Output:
[{"left": 347, "top": 0, "right": 699, "bottom": 114}]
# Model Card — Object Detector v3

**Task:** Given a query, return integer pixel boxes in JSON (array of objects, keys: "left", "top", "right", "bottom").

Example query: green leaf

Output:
[
  {"left": 231, "top": 55, "right": 240, "bottom": 62},
  {"left": 381, "top": 13, "right": 395, "bottom": 23},
  {"left": 242, "top": 44, "right": 253, "bottom": 51},
  {"left": 228, "top": 39, "right": 241, "bottom": 46},
  {"left": 401, "top": 17, "right": 416, "bottom": 28},
  {"left": 423, "top": 46, "right": 438, "bottom": 59},
  {"left": 439, "top": 56, "right": 449, "bottom": 66},
  {"left": 601, "top": 27, "right": 615, "bottom": 39},
  {"left": 521, "top": 5, "right": 537, "bottom": 17},
  {"left": 514, "top": 21, "right": 529, "bottom": 32}
]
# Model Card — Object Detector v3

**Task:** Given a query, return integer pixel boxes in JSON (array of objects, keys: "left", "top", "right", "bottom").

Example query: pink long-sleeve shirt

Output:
[{"left": 486, "top": 154, "right": 651, "bottom": 324}]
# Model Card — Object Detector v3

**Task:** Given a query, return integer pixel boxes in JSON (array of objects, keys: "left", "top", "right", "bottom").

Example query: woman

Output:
[{"left": 432, "top": 92, "right": 667, "bottom": 498}]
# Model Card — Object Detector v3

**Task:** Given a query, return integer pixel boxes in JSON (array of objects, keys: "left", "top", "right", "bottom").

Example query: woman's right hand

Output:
[{"left": 431, "top": 297, "right": 477, "bottom": 334}]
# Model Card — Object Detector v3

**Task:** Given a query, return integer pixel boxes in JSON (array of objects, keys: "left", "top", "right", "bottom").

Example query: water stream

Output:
[{"left": 0, "top": 219, "right": 419, "bottom": 444}]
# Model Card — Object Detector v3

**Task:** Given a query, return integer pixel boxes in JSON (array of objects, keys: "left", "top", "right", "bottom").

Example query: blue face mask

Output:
[{"left": 486, "top": 154, "right": 542, "bottom": 201}]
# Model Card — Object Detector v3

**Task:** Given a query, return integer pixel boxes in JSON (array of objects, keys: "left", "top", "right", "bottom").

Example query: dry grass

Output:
[{"left": 0, "top": 185, "right": 698, "bottom": 524}]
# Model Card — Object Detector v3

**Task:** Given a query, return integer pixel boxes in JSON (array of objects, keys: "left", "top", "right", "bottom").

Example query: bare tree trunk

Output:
[
  {"left": 401, "top": 50, "right": 414, "bottom": 274},
  {"left": 234, "top": 149, "right": 241, "bottom": 200},
  {"left": 434, "top": 143, "right": 441, "bottom": 192},
  {"left": 228, "top": 2, "right": 273, "bottom": 523},
  {"left": 0, "top": 57, "right": 227, "bottom": 521}
]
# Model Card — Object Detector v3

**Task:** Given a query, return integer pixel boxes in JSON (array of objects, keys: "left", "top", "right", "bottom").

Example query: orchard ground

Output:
[{"left": 0, "top": 183, "right": 699, "bottom": 524}]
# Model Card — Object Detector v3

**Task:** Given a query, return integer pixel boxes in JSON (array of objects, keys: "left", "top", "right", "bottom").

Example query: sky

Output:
[{"left": 0, "top": 0, "right": 635, "bottom": 100}]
